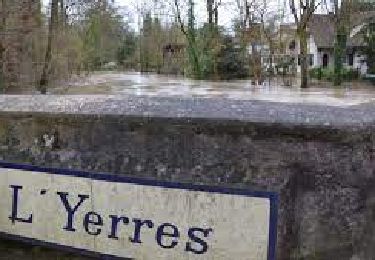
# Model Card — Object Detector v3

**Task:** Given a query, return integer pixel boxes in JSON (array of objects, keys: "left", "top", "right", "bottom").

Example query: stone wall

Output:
[{"left": 0, "top": 95, "right": 374, "bottom": 260}]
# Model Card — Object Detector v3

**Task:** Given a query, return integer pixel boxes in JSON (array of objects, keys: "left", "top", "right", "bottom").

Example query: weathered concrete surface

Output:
[
  {"left": 0, "top": 95, "right": 374, "bottom": 126},
  {"left": 0, "top": 238, "right": 93, "bottom": 260},
  {"left": 0, "top": 95, "right": 374, "bottom": 260}
]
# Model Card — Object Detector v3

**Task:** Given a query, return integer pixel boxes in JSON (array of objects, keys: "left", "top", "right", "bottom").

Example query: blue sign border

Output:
[{"left": 0, "top": 161, "right": 278, "bottom": 260}]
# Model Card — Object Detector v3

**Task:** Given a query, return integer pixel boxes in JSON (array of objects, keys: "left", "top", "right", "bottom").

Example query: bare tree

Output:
[
  {"left": 0, "top": 0, "right": 6, "bottom": 91},
  {"left": 207, "top": 0, "right": 214, "bottom": 25},
  {"left": 174, "top": 0, "right": 201, "bottom": 77},
  {"left": 1, "top": 0, "right": 40, "bottom": 92},
  {"left": 289, "top": 0, "right": 321, "bottom": 88},
  {"left": 39, "top": 0, "right": 59, "bottom": 94},
  {"left": 329, "top": 0, "right": 355, "bottom": 85},
  {"left": 235, "top": 0, "right": 261, "bottom": 30},
  {"left": 207, "top": 0, "right": 221, "bottom": 27}
]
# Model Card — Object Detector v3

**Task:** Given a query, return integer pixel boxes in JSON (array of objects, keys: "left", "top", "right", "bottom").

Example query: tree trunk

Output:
[
  {"left": 188, "top": 0, "right": 201, "bottom": 78},
  {"left": 2, "top": 0, "right": 22, "bottom": 92},
  {"left": 299, "top": 29, "right": 308, "bottom": 88},
  {"left": 175, "top": 0, "right": 201, "bottom": 78},
  {"left": 39, "top": 0, "right": 59, "bottom": 94},
  {"left": 187, "top": 36, "right": 201, "bottom": 78},
  {"left": 366, "top": 24, "right": 375, "bottom": 74},
  {"left": 333, "top": 0, "right": 351, "bottom": 86},
  {"left": 0, "top": 0, "right": 6, "bottom": 92},
  {"left": 214, "top": 6, "right": 218, "bottom": 26},
  {"left": 0, "top": 0, "right": 5, "bottom": 40},
  {"left": 207, "top": 0, "right": 213, "bottom": 25},
  {"left": 333, "top": 27, "right": 347, "bottom": 86},
  {"left": 59, "top": 0, "right": 66, "bottom": 27}
]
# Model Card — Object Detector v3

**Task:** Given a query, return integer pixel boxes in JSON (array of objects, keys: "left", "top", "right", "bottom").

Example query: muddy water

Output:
[{"left": 52, "top": 72, "right": 375, "bottom": 107}]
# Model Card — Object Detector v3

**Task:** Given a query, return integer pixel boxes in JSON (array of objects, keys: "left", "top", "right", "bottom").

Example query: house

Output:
[
  {"left": 243, "top": 22, "right": 293, "bottom": 79},
  {"left": 281, "top": 12, "right": 375, "bottom": 75},
  {"left": 160, "top": 43, "right": 186, "bottom": 75}
]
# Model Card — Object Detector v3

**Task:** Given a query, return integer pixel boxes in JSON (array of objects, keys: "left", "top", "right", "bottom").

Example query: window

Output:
[
  {"left": 289, "top": 40, "right": 296, "bottom": 50},
  {"left": 323, "top": 53, "right": 329, "bottom": 68},
  {"left": 349, "top": 53, "right": 354, "bottom": 66}
]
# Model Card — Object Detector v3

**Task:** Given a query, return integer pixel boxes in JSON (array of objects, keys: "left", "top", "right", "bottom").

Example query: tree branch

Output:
[
  {"left": 289, "top": 0, "right": 299, "bottom": 24},
  {"left": 174, "top": 0, "right": 187, "bottom": 37}
]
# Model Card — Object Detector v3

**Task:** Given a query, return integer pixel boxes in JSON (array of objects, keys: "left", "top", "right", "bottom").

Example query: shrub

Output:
[
  {"left": 309, "top": 67, "right": 323, "bottom": 80},
  {"left": 341, "top": 68, "right": 360, "bottom": 81},
  {"left": 309, "top": 67, "right": 360, "bottom": 81},
  {"left": 216, "top": 37, "right": 249, "bottom": 80}
]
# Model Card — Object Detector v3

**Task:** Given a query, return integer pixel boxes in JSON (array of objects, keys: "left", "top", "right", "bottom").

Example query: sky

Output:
[
  {"left": 113, "top": 0, "right": 290, "bottom": 32},
  {"left": 42, "top": 0, "right": 294, "bottom": 31},
  {"left": 113, "top": 0, "right": 241, "bottom": 30}
]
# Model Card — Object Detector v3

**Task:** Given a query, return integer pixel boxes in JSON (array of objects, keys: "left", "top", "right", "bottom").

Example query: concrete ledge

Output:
[
  {"left": 0, "top": 95, "right": 374, "bottom": 259},
  {"left": 0, "top": 95, "right": 374, "bottom": 128}
]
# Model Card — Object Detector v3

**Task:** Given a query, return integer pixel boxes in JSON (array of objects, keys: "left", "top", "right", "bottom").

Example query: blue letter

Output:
[
  {"left": 185, "top": 227, "right": 213, "bottom": 254},
  {"left": 57, "top": 192, "right": 89, "bottom": 232},
  {"left": 108, "top": 215, "right": 129, "bottom": 240},
  {"left": 9, "top": 185, "right": 33, "bottom": 224},
  {"left": 83, "top": 211, "right": 103, "bottom": 236},
  {"left": 130, "top": 218, "right": 154, "bottom": 244},
  {"left": 156, "top": 223, "right": 180, "bottom": 249}
]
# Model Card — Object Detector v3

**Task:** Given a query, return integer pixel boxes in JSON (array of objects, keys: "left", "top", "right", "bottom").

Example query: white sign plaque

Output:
[{"left": 0, "top": 162, "right": 277, "bottom": 259}]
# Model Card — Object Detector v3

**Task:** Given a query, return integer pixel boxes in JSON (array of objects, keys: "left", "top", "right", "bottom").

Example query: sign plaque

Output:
[{"left": 0, "top": 162, "right": 277, "bottom": 259}]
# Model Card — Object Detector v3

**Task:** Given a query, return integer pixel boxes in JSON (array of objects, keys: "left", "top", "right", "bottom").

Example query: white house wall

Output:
[
  {"left": 319, "top": 50, "right": 335, "bottom": 68},
  {"left": 354, "top": 54, "right": 368, "bottom": 75},
  {"left": 309, "top": 36, "right": 319, "bottom": 68},
  {"left": 295, "top": 35, "right": 319, "bottom": 73}
]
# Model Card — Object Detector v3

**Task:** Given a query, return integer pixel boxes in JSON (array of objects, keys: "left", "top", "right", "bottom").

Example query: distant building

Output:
[
  {"left": 280, "top": 12, "right": 375, "bottom": 75},
  {"left": 160, "top": 43, "right": 185, "bottom": 75}
]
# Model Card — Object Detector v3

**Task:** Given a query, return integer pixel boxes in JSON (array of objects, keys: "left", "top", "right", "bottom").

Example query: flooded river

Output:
[{"left": 52, "top": 72, "right": 375, "bottom": 107}]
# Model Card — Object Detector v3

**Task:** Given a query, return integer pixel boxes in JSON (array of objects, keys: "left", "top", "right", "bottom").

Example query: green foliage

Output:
[
  {"left": 309, "top": 67, "right": 322, "bottom": 80},
  {"left": 117, "top": 33, "right": 137, "bottom": 67},
  {"left": 187, "top": 24, "right": 249, "bottom": 80},
  {"left": 0, "top": 71, "right": 3, "bottom": 93},
  {"left": 364, "top": 23, "right": 375, "bottom": 74},
  {"left": 342, "top": 68, "right": 360, "bottom": 81},
  {"left": 185, "top": 0, "right": 202, "bottom": 78},
  {"left": 333, "top": 33, "right": 347, "bottom": 85},
  {"left": 139, "top": 12, "right": 153, "bottom": 72},
  {"left": 310, "top": 67, "right": 360, "bottom": 81},
  {"left": 82, "top": 5, "right": 127, "bottom": 70},
  {"left": 196, "top": 25, "right": 218, "bottom": 77},
  {"left": 216, "top": 37, "right": 248, "bottom": 80},
  {"left": 139, "top": 13, "right": 165, "bottom": 72}
]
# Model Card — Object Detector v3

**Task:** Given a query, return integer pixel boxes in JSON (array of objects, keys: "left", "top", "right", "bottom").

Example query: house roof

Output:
[
  {"left": 308, "top": 12, "right": 375, "bottom": 48},
  {"left": 308, "top": 14, "right": 336, "bottom": 48}
]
